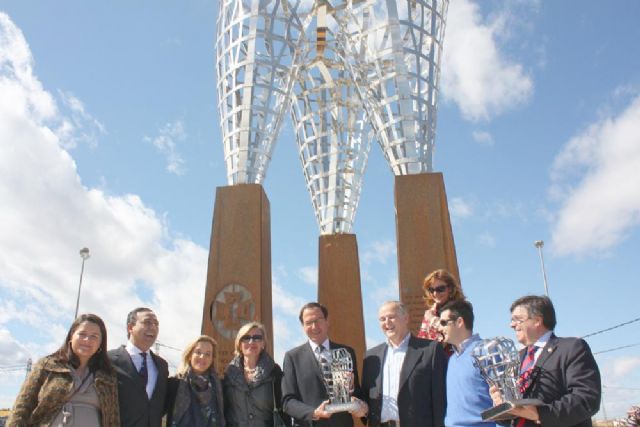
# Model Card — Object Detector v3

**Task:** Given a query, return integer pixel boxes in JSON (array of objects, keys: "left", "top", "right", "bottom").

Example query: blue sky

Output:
[{"left": 1, "top": 0, "right": 640, "bottom": 418}]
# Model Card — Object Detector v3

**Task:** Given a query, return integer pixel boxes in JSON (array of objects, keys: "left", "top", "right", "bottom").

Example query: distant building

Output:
[{"left": 0, "top": 408, "right": 10, "bottom": 427}]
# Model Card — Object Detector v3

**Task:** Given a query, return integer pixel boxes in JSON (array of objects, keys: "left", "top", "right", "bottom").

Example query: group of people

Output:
[
  {"left": 7, "top": 308, "right": 282, "bottom": 427},
  {"left": 7, "top": 269, "right": 602, "bottom": 427}
]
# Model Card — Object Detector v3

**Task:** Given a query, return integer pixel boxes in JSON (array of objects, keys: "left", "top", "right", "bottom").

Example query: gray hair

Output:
[{"left": 380, "top": 300, "right": 407, "bottom": 315}]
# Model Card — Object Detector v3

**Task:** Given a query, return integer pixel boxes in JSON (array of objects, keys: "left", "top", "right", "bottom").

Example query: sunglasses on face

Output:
[
  {"left": 439, "top": 318, "right": 456, "bottom": 327},
  {"left": 240, "top": 334, "right": 264, "bottom": 343},
  {"left": 428, "top": 284, "right": 450, "bottom": 294}
]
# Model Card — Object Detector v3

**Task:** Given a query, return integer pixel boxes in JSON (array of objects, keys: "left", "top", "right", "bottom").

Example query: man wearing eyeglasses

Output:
[
  {"left": 490, "top": 295, "right": 601, "bottom": 426},
  {"left": 282, "top": 302, "right": 367, "bottom": 426},
  {"left": 361, "top": 300, "right": 446, "bottom": 427},
  {"left": 438, "top": 300, "right": 496, "bottom": 427}
]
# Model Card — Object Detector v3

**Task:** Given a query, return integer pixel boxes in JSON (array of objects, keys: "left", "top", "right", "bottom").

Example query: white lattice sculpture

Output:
[{"left": 216, "top": 0, "right": 450, "bottom": 232}]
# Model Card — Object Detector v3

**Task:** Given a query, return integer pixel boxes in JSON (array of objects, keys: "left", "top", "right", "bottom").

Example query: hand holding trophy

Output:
[{"left": 472, "top": 337, "right": 543, "bottom": 421}]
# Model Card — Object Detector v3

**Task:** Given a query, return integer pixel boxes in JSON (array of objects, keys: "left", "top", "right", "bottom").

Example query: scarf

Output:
[{"left": 171, "top": 368, "right": 220, "bottom": 427}]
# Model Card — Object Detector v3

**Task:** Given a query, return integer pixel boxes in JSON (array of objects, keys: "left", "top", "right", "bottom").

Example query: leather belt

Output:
[{"left": 381, "top": 422, "right": 399, "bottom": 427}]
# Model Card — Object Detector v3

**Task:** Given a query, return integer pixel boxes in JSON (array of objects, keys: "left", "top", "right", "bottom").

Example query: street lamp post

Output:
[
  {"left": 534, "top": 240, "right": 549, "bottom": 297},
  {"left": 74, "top": 247, "right": 91, "bottom": 319}
]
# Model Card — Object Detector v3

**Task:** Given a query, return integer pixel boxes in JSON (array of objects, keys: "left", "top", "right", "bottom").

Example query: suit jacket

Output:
[
  {"left": 108, "top": 345, "right": 169, "bottom": 427},
  {"left": 361, "top": 335, "right": 446, "bottom": 427},
  {"left": 282, "top": 341, "right": 362, "bottom": 427},
  {"left": 514, "top": 335, "right": 601, "bottom": 427}
]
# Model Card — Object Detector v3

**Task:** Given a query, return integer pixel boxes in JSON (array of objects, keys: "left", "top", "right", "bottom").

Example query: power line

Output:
[
  {"left": 155, "top": 341, "right": 182, "bottom": 352},
  {"left": 0, "top": 364, "right": 26, "bottom": 370},
  {"left": 603, "top": 384, "right": 640, "bottom": 391},
  {"left": 581, "top": 316, "right": 640, "bottom": 339},
  {"left": 594, "top": 342, "right": 640, "bottom": 355}
]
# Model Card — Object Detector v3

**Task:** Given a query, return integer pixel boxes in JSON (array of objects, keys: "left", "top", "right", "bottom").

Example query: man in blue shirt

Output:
[{"left": 440, "top": 300, "right": 496, "bottom": 427}]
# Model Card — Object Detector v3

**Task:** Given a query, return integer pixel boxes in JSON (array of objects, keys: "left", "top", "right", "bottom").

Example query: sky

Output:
[{"left": 1, "top": 0, "right": 640, "bottom": 419}]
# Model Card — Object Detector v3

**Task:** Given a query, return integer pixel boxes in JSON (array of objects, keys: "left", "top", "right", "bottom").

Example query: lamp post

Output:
[
  {"left": 74, "top": 247, "right": 91, "bottom": 319},
  {"left": 534, "top": 240, "right": 549, "bottom": 297}
]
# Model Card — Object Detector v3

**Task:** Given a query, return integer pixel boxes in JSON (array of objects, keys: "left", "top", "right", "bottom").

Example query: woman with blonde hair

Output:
[
  {"left": 418, "top": 269, "right": 466, "bottom": 354},
  {"left": 223, "top": 322, "right": 286, "bottom": 427},
  {"left": 166, "top": 335, "right": 225, "bottom": 427}
]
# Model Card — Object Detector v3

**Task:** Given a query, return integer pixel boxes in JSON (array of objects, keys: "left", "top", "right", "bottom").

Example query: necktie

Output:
[
  {"left": 519, "top": 346, "right": 537, "bottom": 392},
  {"left": 515, "top": 346, "right": 537, "bottom": 427},
  {"left": 139, "top": 352, "right": 148, "bottom": 385},
  {"left": 317, "top": 345, "right": 333, "bottom": 392}
]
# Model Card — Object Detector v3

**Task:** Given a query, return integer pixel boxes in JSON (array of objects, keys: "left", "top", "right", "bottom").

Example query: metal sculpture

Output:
[
  {"left": 209, "top": 0, "right": 453, "bottom": 361},
  {"left": 215, "top": 0, "right": 450, "bottom": 220}
]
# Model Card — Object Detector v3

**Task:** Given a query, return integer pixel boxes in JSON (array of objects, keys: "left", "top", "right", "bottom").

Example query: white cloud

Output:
[
  {"left": 598, "top": 355, "right": 640, "bottom": 419},
  {"left": 272, "top": 282, "right": 305, "bottom": 318},
  {"left": 0, "top": 12, "right": 207, "bottom": 403},
  {"left": 471, "top": 130, "right": 494, "bottom": 146},
  {"left": 0, "top": 13, "right": 56, "bottom": 122},
  {"left": 449, "top": 197, "right": 473, "bottom": 219},
  {"left": 0, "top": 328, "right": 30, "bottom": 366},
  {"left": 57, "top": 90, "right": 106, "bottom": 148},
  {"left": 550, "top": 94, "right": 640, "bottom": 256},
  {"left": 145, "top": 120, "right": 186, "bottom": 175},
  {"left": 368, "top": 279, "right": 399, "bottom": 308},
  {"left": 362, "top": 240, "right": 396, "bottom": 265},
  {"left": 442, "top": 0, "right": 534, "bottom": 121},
  {"left": 483, "top": 200, "right": 528, "bottom": 222},
  {"left": 609, "top": 356, "right": 640, "bottom": 380},
  {"left": 297, "top": 266, "right": 317, "bottom": 286},
  {"left": 477, "top": 231, "right": 496, "bottom": 248}
]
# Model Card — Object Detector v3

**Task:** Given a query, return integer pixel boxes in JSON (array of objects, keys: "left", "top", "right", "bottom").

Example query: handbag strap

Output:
[{"left": 271, "top": 378, "right": 278, "bottom": 412}]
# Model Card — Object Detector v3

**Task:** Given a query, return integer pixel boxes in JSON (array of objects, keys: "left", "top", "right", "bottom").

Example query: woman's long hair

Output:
[{"left": 51, "top": 313, "right": 113, "bottom": 373}]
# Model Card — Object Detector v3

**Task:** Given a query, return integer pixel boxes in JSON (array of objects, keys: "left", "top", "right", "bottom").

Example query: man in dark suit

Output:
[
  {"left": 282, "top": 302, "right": 367, "bottom": 426},
  {"left": 108, "top": 307, "right": 169, "bottom": 427},
  {"left": 490, "top": 295, "right": 601, "bottom": 426},
  {"left": 361, "top": 300, "right": 446, "bottom": 427}
]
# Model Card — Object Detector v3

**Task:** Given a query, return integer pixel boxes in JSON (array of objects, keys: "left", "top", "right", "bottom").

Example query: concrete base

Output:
[
  {"left": 318, "top": 234, "right": 365, "bottom": 379},
  {"left": 201, "top": 184, "right": 272, "bottom": 374},
  {"left": 394, "top": 173, "right": 460, "bottom": 333}
]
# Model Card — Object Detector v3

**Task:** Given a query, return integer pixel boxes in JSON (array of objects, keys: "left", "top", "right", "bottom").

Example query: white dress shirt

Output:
[
  {"left": 530, "top": 330, "right": 553, "bottom": 363},
  {"left": 381, "top": 333, "right": 410, "bottom": 422},
  {"left": 125, "top": 341, "right": 158, "bottom": 399},
  {"left": 309, "top": 338, "right": 332, "bottom": 363}
]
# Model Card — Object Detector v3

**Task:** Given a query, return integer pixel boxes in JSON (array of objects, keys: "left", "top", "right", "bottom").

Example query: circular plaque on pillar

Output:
[{"left": 210, "top": 283, "right": 255, "bottom": 340}]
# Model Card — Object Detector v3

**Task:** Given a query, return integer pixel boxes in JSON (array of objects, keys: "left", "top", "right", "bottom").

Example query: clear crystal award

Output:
[
  {"left": 320, "top": 348, "right": 361, "bottom": 413},
  {"left": 472, "top": 337, "right": 543, "bottom": 421}
]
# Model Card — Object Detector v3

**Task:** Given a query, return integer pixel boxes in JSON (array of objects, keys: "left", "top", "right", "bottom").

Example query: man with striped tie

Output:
[{"left": 490, "top": 296, "right": 601, "bottom": 427}]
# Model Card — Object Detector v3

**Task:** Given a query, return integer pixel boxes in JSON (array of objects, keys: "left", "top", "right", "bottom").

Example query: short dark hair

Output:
[
  {"left": 510, "top": 295, "right": 556, "bottom": 330},
  {"left": 126, "top": 307, "right": 154, "bottom": 338},
  {"left": 52, "top": 313, "right": 113, "bottom": 374},
  {"left": 298, "top": 302, "right": 328, "bottom": 324},
  {"left": 441, "top": 299, "right": 474, "bottom": 331}
]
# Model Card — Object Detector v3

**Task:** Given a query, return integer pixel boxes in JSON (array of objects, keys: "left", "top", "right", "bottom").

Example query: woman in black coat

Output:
[
  {"left": 167, "top": 335, "right": 225, "bottom": 427},
  {"left": 223, "top": 322, "right": 287, "bottom": 427}
]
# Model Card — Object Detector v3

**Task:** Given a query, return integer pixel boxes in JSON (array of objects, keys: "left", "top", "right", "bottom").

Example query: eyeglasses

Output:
[
  {"left": 439, "top": 318, "right": 456, "bottom": 327},
  {"left": 240, "top": 334, "right": 264, "bottom": 343},
  {"left": 510, "top": 317, "right": 530, "bottom": 325},
  {"left": 428, "top": 284, "right": 450, "bottom": 294}
]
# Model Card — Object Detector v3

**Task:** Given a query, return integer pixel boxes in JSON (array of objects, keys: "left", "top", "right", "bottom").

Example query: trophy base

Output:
[
  {"left": 481, "top": 399, "right": 544, "bottom": 421},
  {"left": 325, "top": 401, "right": 360, "bottom": 414}
]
